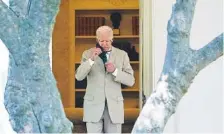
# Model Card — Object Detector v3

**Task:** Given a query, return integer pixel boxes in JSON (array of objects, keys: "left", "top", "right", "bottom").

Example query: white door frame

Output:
[{"left": 139, "top": 0, "right": 155, "bottom": 109}]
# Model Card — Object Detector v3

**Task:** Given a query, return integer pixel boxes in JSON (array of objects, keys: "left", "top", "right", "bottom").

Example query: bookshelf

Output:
[{"left": 56, "top": 0, "right": 141, "bottom": 122}]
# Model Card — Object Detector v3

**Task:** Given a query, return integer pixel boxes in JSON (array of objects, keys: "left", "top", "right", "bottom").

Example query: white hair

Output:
[{"left": 96, "top": 26, "right": 113, "bottom": 40}]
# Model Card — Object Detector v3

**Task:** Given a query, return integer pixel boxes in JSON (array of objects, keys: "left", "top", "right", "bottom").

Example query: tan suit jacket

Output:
[{"left": 75, "top": 46, "right": 135, "bottom": 123}]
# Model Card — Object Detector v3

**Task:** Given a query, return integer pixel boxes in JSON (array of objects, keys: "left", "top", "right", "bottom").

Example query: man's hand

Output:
[
  {"left": 90, "top": 47, "right": 102, "bottom": 61},
  {"left": 105, "top": 62, "right": 116, "bottom": 73}
]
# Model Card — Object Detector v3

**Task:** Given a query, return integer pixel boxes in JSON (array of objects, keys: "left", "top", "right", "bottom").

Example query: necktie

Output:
[
  {"left": 99, "top": 51, "right": 107, "bottom": 64},
  {"left": 99, "top": 51, "right": 111, "bottom": 64}
]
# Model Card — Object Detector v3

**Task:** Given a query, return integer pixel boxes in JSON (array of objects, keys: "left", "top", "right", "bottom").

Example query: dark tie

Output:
[
  {"left": 99, "top": 51, "right": 111, "bottom": 64},
  {"left": 99, "top": 51, "right": 107, "bottom": 64}
]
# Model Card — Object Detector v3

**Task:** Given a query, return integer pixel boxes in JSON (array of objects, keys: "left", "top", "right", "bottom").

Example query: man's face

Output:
[{"left": 98, "top": 32, "right": 112, "bottom": 52}]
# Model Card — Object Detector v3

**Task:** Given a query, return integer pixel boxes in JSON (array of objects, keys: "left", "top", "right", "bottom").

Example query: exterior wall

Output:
[{"left": 152, "top": 0, "right": 223, "bottom": 133}]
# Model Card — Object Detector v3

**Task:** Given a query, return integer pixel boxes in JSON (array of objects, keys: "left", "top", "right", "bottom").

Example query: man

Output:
[{"left": 75, "top": 25, "right": 135, "bottom": 133}]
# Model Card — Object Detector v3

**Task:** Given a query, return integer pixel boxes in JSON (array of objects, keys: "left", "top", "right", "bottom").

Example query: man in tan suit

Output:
[{"left": 75, "top": 26, "right": 135, "bottom": 133}]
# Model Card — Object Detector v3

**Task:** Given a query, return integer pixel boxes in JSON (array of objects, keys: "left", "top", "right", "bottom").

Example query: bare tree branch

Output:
[
  {"left": 27, "top": 0, "right": 61, "bottom": 30},
  {"left": 132, "top": 1, "right": 223, "bottom": 133},
  {"left": 0, "top": 0, "right": 19, "bottom": 54},
  {"left": 195, "top": 33, "right": 223, "bottom": 70},
  {"left": 167, "top": 0, "right": 196, "bottom": 48},
  {"left": 1, "top": 0, "right": 72, "bottom": 132},
  {"left": 9, "top": 0, "right": 30, "bottom": 18},
  {"left": 162, "top": 0, "right": 197, "bottom": 71}
]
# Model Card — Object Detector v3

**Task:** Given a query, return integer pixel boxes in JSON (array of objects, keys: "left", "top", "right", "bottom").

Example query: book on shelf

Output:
[
  {"left": 75, "top": 17, "right": 105, "bottom": 36},
  {"left": 132, "top": 16, "right": 139, "bottom": 35}
]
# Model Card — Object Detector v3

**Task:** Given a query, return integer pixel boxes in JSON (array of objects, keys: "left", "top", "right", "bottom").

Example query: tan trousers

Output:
[{"left": 86, "top": 103, "right": 122, "bottom": 133}]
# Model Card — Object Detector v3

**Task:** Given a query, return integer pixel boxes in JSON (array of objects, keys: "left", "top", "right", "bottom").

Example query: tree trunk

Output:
[
  {"left": 132, "top": 0, "right": 223, "bottom": 133},
  {"left": 0, "top": 0, "right": 73, "bottom": 133}
]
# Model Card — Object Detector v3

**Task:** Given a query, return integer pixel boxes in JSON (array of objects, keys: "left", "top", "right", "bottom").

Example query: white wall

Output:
[
  {"left": 152, "top": 0, "right": 223, "bottom": 133},
  {"left": 0, "top": 40, "right": 16, "bottom": 134},
  {"left": 0, "top": 1, "right": 16, "bottom": 133}
]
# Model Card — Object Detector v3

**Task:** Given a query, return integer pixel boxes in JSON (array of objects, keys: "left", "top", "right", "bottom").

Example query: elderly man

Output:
[{"left": 75, "top": 25, "right": 135, "bottom": 133}]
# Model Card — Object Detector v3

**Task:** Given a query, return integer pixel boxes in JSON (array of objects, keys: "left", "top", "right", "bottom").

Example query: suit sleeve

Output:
[
  {"left": 114, "top": 52, "right": 135, "bottom": 86},
  {"left": 75, "top": 51, "right": 92, "bottom": 81}
]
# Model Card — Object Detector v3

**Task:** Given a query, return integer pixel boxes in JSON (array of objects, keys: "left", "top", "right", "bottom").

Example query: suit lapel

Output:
[
  {"left": 95, "top": 56, "right": 105, "bottom": 69},
  {"left": 86, "top": 49, "right": 103, "bottom": 68}
]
